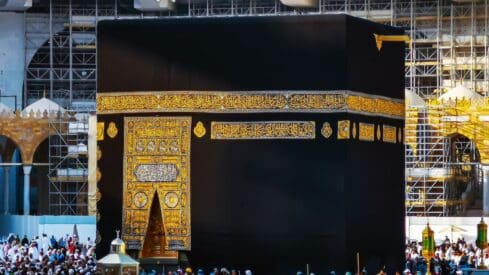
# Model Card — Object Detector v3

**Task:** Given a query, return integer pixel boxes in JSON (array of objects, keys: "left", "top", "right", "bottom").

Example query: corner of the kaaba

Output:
[
  {"left": 343, "top": 113, "right": 405, "bottom": 275},
  {"left": 95, "top": 14, "right": 405, "bottom": 274}
]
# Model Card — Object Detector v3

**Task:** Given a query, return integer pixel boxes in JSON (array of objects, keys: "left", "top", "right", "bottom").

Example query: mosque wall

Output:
[
  {"left": 0, "top": 215, "right": 95, "bottom": 241},
  {"left": 0, "top": 12, "right": 24, "bottom": 110}
]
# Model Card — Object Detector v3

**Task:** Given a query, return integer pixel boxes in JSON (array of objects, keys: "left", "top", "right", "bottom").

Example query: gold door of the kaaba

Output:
[{"left": 122, "top": 117, "right": 191, "bottom": 259}]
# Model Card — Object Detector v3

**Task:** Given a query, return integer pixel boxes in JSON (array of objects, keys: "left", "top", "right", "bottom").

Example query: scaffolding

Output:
[
  {"left": 23, "top": 1, "right": 489, "bottom": 103},
  {"left": 24, "top": 0, "right": 98, "bottom": 110},
  {"left": 447, "top": 136, "right": 482, "bottom": 216},
  {"left": 47, "top": 111, "right": 89, "bottom": 215},
  {"left": 24, "top": 0, "right": 99, "bottom": 215},
  {"left": 405, "top": 107, "right": 450, "bottom": 216},
  {"left": 22, "top": 0, "right": 489, "bottom": 216},
  {"left": 405, "top": 98, "right": 489, "bottom": 217}
]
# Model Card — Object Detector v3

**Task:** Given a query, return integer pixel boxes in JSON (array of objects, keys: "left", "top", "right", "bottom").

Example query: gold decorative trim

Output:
[
  {"left": 321, "top": 122, "right": 332, "bottom": 139},
  {"left": 96, "top": 188, "right": 101, "bottom": 202},
  {"left": 337, "top": 120, "right": 350, "bottom": 140},
  {"left": 193, "top": 121, "right": 206, "bottom": 138},
  {"left": 383, "top": 125, "right": 397, "bottom": 143},
  {"left": 97, "top": 122, "right": 105, "bottom": 141},
  {"left": 373, "top": 33, "right": 410, "bottom": 51},
  {"left": 107, "top": 122, "right": 118, "bottom": 139},
  {"left": 397, "top": 127, "right": 403, "bottom": 143},
  {"left": 96, "top": 146, "right": 102, "bottom": 161},
  {"left": 164, "top": 192, "right": 179, "bottom": 208},
  {"left": 352, "top": 122, "right": 357, "bottom": 139},
  {"left": 123, "top": 117, "right": 191, "bottom": 251},
  {"left": 359, "top": 123, "right": 375, "bottom": 142},
  {"left": 97, "top": 91, "right": 404, "bottom": 119},
  {"left": 96, "top": 168, "right": 101, "bottom": 182},
  {"left": 376, "top": 125, "right": 381, "bottom": 141},
  {"left": 210, "top": 121, "right": 315, "bottom": 140},
  {"left": 133, "top": 192, "right": 149, "bottom": 208},
  {"left": 346, "top": 95, "right": 404, "bottom": 118}
]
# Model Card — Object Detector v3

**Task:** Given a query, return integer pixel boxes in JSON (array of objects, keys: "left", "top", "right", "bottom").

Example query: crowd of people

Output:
[
  {"left": 0, "top": 233, "right": 96, "bottom": 274},
  {"left": 141, "top": 268, "right": 254, "bottom": 275},
  {"left": 404, "top": 236, "right": 489, "bottom": 274},
  {"left": 7, "top": 232, "right": 487, "bottom": 274}
]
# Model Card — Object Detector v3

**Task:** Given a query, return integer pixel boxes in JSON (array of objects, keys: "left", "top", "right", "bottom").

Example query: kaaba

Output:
[{"left": 96, "top": 15, "right": 405, "bottom": 274}]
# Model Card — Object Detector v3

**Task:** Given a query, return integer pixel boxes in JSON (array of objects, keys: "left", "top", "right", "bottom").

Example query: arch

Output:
[
  {"left": 31, "top": 138, "right": 50, "bottom": 215},
  {"left": 0, "top": 135, "right": 22, "bottom": 162},
  {"left": 25, "top": 24, "right": 66, "bottom": 104},
  {"left": 22, "top": 128, "right": 56, "bottom": 164},
  {"left": 32, "top": 137, "right": 49, "bottom": 163},
  {"left": 443, "top": 129, "right": 489, "bottom": 165},
  {"left": 26, "top": 24, "right": 95, "bottom": 107},
  {"left": 0, "top": 116, "right": 58, "bottom": 164},
  {"left": 425, "top": 118, "right": 489, "bottom": 164},
  {"left": 32, "top": 132, "right": 68, "bottom": 165},
  {"left": 0, "top": 136, "right": 23, "bottom": 215},
  {"left": 0, "top": 116, "right": 60, "bottom": 215},
  {"left": 447, "top": 133, "right": 481, "bottom": 164},
  {"left": 31, "top": 133, "right": 88, "bottom": 215}
]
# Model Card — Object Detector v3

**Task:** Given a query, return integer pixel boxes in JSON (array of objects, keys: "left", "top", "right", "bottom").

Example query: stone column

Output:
[
  {"left": 23, "top": 165, "right": 32, "bottom": 215},
  {"left": 483, "top": 165, "right": 489, "bottom": 216},
  {"left": 3, "top": 166, "right": 10, "bottom": 214}
]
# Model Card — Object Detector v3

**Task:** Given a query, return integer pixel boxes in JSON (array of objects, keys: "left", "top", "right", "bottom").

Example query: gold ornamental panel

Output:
[
  {"left": 383, "top": 125, "right": 397, "bottom": 143},
  {"left": 107, "top": 122, "right": 118, "bottom": 138},
  {"left": 193, "top": 121, "right": 206, "bottom": 138},
  {"left": 210, "top": 121, "right": 315, "bottom": 140},
  {"left": 97, "top": 122, "right": 105, "bottom": 141},
  {"left": 376, "top": 125, "right": 382, "bottom": 141},
  {"left": 123, "top": 117, "right": 191, "bottom": 251},
  {"left": 321, "top": 122, "right": 333, "bottom": 139},
  {"left": 346, "top": 95, "right": 404, "bottom": 118},
  {"left": 337, "top": 120, "right": 350, "bottom": 140},
  {"left": 222, "top": 94, "right": 287, "bottom": 110},
  {"left": 351, "top": 122, "right": 357, "bottom": 139},
  {"left": 96, "top": 145, "right": 102, "bottom": 161},
  {"left": 359, "top": 123, "right": 375, "bottom": 142},
  {"left": 397, "top": 127, "right": 403, "bottom": 143},
  {"left": 288, "top": 94, "right": 345, "bottom": 109}
]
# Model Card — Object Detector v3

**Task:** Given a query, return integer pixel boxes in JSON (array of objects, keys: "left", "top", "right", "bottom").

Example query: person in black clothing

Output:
[
  {"left": 429, "top": 257, "right": 435, "bottom": 274},
  {"left": 21, "top": 235, "right": 29, "bottom": 246},
  {"left": 439, "top": 258, "right": 450, "bottom": 275}
]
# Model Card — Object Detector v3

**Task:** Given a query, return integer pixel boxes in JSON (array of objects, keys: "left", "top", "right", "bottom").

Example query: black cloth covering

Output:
[{"left": 96, "top": 15, "right": 405, "bottom": 274}]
